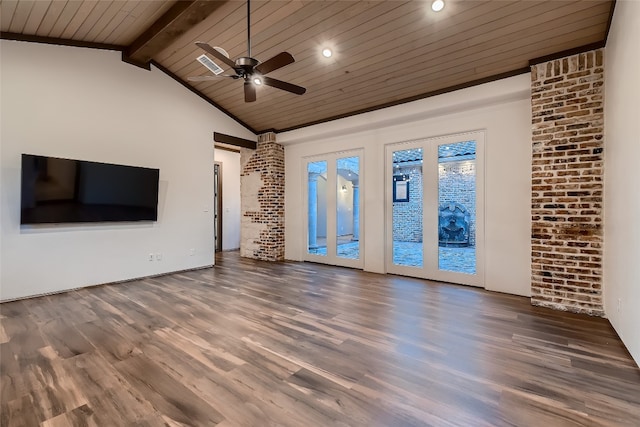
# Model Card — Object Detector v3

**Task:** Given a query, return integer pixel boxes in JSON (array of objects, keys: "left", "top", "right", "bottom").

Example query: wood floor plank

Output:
[
  {"left": 114, "top": 354, "right": 225, "bottom": 426},
  {"left": 1, "top": 250, "right": 639, "bottom": 426}
]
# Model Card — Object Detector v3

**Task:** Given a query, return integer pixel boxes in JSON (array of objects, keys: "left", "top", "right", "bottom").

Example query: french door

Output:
[
  {"left": 386, "top": 132, "right": 484, "bottom": 287},
  {"left": 303, "top": 150, "right": 363, "bottom": 269}
]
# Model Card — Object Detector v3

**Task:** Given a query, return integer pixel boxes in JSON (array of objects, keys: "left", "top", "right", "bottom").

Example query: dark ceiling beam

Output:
[
  {"left": 123, "top": 0, "right": 227, "bottom": 69},
  {"left": 214, "top": 132, "right": 257, "bottom": 150}
]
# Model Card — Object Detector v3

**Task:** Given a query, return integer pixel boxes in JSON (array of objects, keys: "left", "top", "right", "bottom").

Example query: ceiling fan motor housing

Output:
[{"left": 235, "top": 57, "right": 259, "bottom": 77}]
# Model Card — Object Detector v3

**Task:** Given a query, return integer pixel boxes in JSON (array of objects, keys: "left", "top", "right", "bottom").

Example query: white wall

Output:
[
  {"left": 214, "top": 148, "right": 241, "bottom": 250},
  {"left": 281, "top": 74, "right": 532, "bottom": 296},
  {"left": 0, "top": 40, "right": 254, "bottom": 301},
  {"left": 604, "top": 0, "right": 640, "bottom": 366}
]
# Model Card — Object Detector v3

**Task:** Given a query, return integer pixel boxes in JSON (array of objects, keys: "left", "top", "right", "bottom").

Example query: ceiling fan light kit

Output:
[{"left": 188, "top": 0, "right": 306, "bottom": 102}]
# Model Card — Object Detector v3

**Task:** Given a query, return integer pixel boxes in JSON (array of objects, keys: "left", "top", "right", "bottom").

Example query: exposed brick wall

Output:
[
  {"left": 240, "top": 132, "right": 285, "bottom": 261},
  {"left": 530, "top": 49, "right": 604, "bottom": 316},
  {"left": 393, "top": 166, "right": 423, "bottom": 242}
]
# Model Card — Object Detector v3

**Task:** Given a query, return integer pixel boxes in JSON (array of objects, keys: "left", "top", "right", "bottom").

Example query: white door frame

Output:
[
  {"left": 385, "top": 131, "right": 485, "bottom": 287},
  {"left": 302, "top": 149, "right": 364, "bottom": 269}
]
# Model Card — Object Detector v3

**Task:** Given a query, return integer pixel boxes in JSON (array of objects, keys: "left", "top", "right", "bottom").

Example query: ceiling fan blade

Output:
[
  {"left": 262, "top": 76, "right": 306, "bottom": 95},
  {"left": 187, "top": 75, "right": 237, "bottom": 81},
  {"left": 254, "top": 52, "right": 294, "bottom": 75},
  {"left": 195, "top": 42, "right": 236, "bottom": 69},
  {"left": 244, "top": 81, "right": 256, "bottom": 102}
]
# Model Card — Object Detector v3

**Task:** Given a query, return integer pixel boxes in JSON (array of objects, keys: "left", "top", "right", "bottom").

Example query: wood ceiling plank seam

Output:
[
  {"left": 68, "top": 0, "right": 112, "bottom": 40},
  {"left": 96, "top": 1, "right": 139, "bottom": 45},
  {"left": 256, "top": 30, "right": 605, "bottom": 129},
  {"left": 96, "top": 0, "right": 148, "bottom": 46},
  {"left": 59, "top": 0, "right": 101, "bottom": 40},
  {"left": 261, "top": 0, "right": 404, "bottom": 64},
  {"left": 100, "top": 0, "right": 149, "bottom": 45},
  {"left": 239, "top": 2, "right": 379, "bottom": 68},
  {"left": 0, "top": 0, "right": 19, "bottom": 30},
  {"left": 262, "top": 1, "right": 553, "bottom": 89},
  {"left": 166, "top": 0, "right": 314, "bottom": 74},
  {"left": 473, "top": 31, "right": 606, "bottom": 75},
  {"left": 162, "top": 0, "right": 269, "bottom": 66},
  {"left": 8, "top": 0, "right": 34, "bottom": 33},
  {"left": 47, "top": 0, "right": 84, "bottom": 38},
  {"left": 226, "top": 1, "right": 338, "bottom": 53},
  {"left": 399, "top": 8, "right": 609, "bottom": 81},
  {"left": 210, "top": 0, "right": 298, "bottom": 55},
  {"left": 241, "top": 5, "right": 609, "bottom": 119},
  {"left": 231, "top": 0, "right": 513, "bottom": 96},
  {"left": 466, "top": 1, "right": 611, "bottom": 48},
  {"left": 192, "top": 3, "right": 332, "bottom": 77},
  {"left": 171, "top": 0, "right": 296, "bottom": 77},
  {"left": 180, "top": 3, "right": 360, "bottom": 97},
  {"left": 198, "top": 1, "right": 413, "bottom": 100},
  {"left": 253, "top": 32, "right": 603, "bottom": 128},
  {"left": 159, "top": 1, "right": 251, "bottom": 69},
  {"left": 113, "top": 1, "right": 176, "bottom": 46},
  {"left": 238, "top": 1, "right": 360, "bottom": 58},
  {"left": 21, "top": 0, "right": 52, "bottom": 34},
  {"left": 93, "top": 2, "right": 136, "bottom": 43},
  {"left": 153, "top": 0, "right": 246, "bottom": 62},
  {"left": 34, "top": 0, "right": 67, "bottom": 36},
  {"left": 83, "top": 1, "right": 127, "bottom": 43}
]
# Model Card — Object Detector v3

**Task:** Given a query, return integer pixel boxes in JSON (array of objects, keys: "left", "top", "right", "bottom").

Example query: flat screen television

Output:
[{"left": 21, "top": 154, "right": 159, "bottom": 225}]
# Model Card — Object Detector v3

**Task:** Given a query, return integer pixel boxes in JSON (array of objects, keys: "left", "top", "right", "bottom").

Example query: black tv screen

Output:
[{"left": 21, "top": 154, "right": 159, "bottom": 225}]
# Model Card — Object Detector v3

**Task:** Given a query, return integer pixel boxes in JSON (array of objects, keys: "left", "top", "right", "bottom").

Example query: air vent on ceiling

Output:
[{"left": 197, "top": 54, "right": 224, "bottom": 75}]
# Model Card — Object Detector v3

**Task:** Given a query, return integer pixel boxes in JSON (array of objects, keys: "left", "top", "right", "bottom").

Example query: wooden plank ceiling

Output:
[{"left": 1, "top": 0, "right": 614, "bottom": 133}]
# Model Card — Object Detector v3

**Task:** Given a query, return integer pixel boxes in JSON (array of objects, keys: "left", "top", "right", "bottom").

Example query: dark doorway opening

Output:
[{"left": 214, "top": 162, "right": 222, "bottom": 252}]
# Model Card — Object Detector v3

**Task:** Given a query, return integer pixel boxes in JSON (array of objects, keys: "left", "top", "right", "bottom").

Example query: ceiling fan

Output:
[{"left": 188, "top": 0, "right": 306, "bottom": 102}]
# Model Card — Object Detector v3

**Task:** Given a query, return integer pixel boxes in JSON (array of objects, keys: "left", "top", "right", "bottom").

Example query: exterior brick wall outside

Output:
[
  {"left": 393, "top": 166, "right": 423, "bottom": 242},
  {"left": 240, "top": 132, "right": 285, "bottom": 261},
  {"left": 530, "top": 49, "right": 604, "bottom": 315},
  {"left": 439, "top": 159, "right": 476, "bottom": 247},
  {"left": 392, "top": 161, "right": 477, "bottom": 246}
]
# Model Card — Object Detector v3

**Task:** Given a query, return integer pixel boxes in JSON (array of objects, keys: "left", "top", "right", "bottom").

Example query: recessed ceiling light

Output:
[
  {"left": 431, "top": 0, "right": 445, "bottom": 12},
  {"left": 253, "top": 77, "right": 262, "bottom": 85},
  {"left": 322, "top": 48, "right": 332, "bottom": 58}
]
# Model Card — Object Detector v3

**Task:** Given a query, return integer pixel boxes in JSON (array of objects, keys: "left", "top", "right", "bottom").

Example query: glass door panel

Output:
[
  {"left": 336, "top": 156, "right": 360, "bottom": 260},
  {"left": 307, "top": 160, "right": 327, "bottom": 256},
  {"left": 304, "top": 151, "right": 363, "bottom": 269},
  {"left": 386, "top": 132, "right": 484, "bottom": 288},
  {"left": 437, "top": 141, "right": 476, "bottom": 275},
  {"left": 391, "top": 147, "right": 423, "bottom": 267}
]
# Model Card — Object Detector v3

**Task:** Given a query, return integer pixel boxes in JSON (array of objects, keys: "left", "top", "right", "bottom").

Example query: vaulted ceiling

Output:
[{"left": 1, "top": 0, "right": 614, "bottom": 134}]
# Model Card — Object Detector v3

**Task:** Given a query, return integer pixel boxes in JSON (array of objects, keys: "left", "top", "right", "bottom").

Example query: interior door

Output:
[
  {"left": 303, "top": 150, "right": 363, "bottom": 269},
  {"left": 386, "top": 132, "right": 484, "bottom": 287}
]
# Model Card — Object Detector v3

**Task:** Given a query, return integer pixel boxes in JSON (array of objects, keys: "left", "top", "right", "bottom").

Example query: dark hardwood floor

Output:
[{"left": 1, "top": 251, "right": 639, "bottom": 426}]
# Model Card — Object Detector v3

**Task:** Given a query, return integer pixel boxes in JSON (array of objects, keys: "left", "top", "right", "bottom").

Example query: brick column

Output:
[
  {"left": 530, "top": 49, "right": 604, "bottom": 315},
  {"left": 240, "top": 132, "right": 285, "bottom": 261}
]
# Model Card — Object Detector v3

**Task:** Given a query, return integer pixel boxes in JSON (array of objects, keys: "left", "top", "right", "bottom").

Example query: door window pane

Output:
[
  {"left": 307, "top": 161, "right": 328, "bottom": 255},
  {"left": 392, "top": 148, "right": 423, "bottom": 267},
  {"left": 336, "top": 156, "right": 360, "bottom": 259},
  {"left": 438, "top": 141, "right": 476, "bottom": 274}
]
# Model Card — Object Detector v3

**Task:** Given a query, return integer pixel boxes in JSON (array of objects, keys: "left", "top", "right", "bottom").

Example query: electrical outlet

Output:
[
  {"left": 190, "top": 248, "right": 195, "bottom": 256},
  {"left": 617, "top": 298, "right": 622, "bottom": 313},
  {"left": 156, "top": 253, "right": 162, "bottom": 261},
  {"left": 148, "top": 253, "right": 154, "bottom": 261}
]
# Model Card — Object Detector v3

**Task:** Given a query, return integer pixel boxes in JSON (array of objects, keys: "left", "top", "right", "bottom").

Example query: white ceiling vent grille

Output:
[{"left": 197, "top": 54, "right": 224, "bottom": 75}]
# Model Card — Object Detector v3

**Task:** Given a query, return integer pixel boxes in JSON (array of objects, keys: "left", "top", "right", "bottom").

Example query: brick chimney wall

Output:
[
  {"left": 530, "top": 49, "right": 604, "bottom": 316},
  {"left": 240, "top": 132, "right": 285, "bottom": 261}
]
